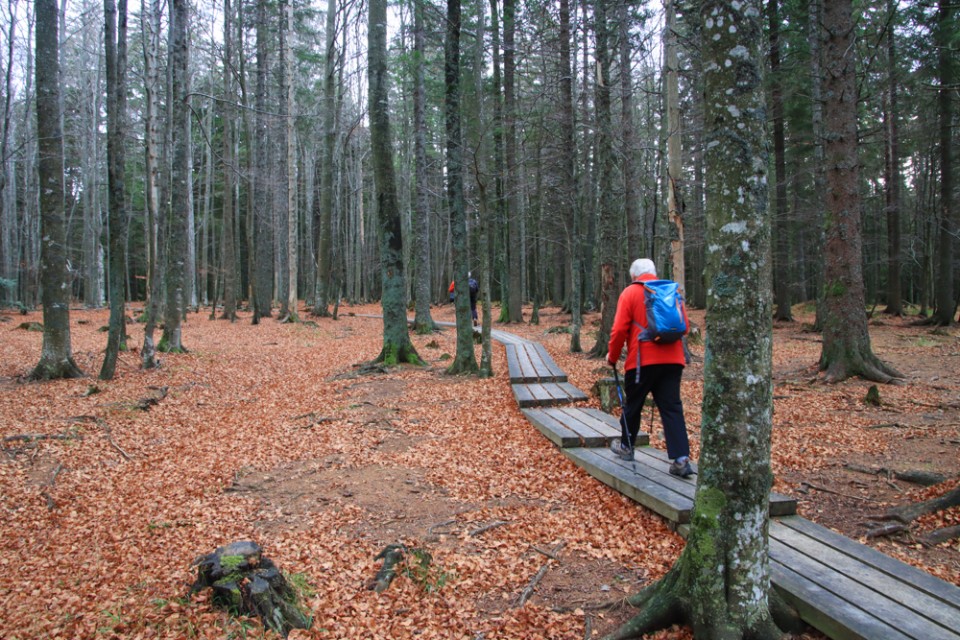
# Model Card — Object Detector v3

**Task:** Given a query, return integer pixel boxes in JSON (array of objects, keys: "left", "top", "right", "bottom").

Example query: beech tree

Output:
[
  {"left": 99, "top": 0, "right": 128, "bottom": 380},
  {"left": 30, "top": 0, "right": 82, "bottom": 380},
  {"left": 368, "top": 0, "right": 420, "bottom": 365},
  {"left": 606, "top": 1, "right": 788, "bottom": 637}
]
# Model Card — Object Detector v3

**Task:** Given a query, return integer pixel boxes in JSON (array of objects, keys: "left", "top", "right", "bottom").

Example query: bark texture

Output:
[
  {"left": 607, "top": 2, "right": 784, "bottom": 637},
  {"left": 819, "top": 0, "right": 900, "bottom": 382},
  {"left": 368, "top": 0, "right": 421, "bottom": 366},
  {"left": 31, "top": 0, "right": 82, "bottom": 380}
]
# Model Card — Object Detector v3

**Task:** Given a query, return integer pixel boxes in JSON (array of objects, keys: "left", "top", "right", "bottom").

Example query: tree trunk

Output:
[
  {"left": 160, "top": 0, "right": 189, "bottom": 353},
  {"left": 881, "top": 0, "right": 902, "bottom": 317},
  {"left": 664, "top": 0, "right": 684, "bottom": 289},
  {"left": 809, "top": 0, "right": 826, "bottom": 331},
  {"left": 100, "top": 0, "right": 129, "bottom": 380},
  {"left": 411, "top": 0, "right": 435, "bottom": 333},
  {"left": 770, "top": 0, "right": 792, "bottom": 322},
  {"left": 503, "top": 0, "right": 522, "bottom": 323},
  {"left": 932, "top": 0, "right": 956, "bottom": 325},
  {"left": 589, "top": 0, "right": 615, "bottom": 360},
  {"left": 252, "top": 0, "right": 273, "bottom": 323},
  {"left": 608, "top": 3, "right": 783, "bottom": 637},
  {"left": 561, "top": 0, "right": 581, "bottom": 353},
  {"left": 368, "top": 0, "right": 421, "bottom": 366},
  {"left": 818, "top": 0, "right": 900, "bottom": 383},
  {"left": 31, "top": 0, "right": 82, "bottom": 380},
  {"left": 443, "top": 0, "right": 477, "bottom": 374},
  {"left": 219, "top": 0, "right": 238, "bottom": 321},
  {"left": 280, "top": 0, "right": 297, "bottom": 322},
  {"left": 313, "top": 0, "right": 338, "bottom": 318}
]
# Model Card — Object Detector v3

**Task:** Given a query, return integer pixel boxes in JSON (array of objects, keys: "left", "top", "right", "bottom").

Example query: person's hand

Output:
[{"left": 607, "top": 356, "right": 617, "bottom": 368}]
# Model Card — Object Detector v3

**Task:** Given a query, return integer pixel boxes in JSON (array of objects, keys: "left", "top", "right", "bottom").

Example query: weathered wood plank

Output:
[
  {"left": 512, "top": 384, "right": 536, "bottom": 407},
  {"left": 771, "top": 519, "right": 960, "bottom": 635},
  {"left": 770, "top": 558, "right": 913, "bottom": 640},
  {"left": 554, "top": 407, "right": 651, "bottom": 446},
  {"left": 522, "top": 409, "right": 596, "bottom": 448},
  {"left": 532, "top": 342, "right": 567, "bottom": 380},
  {"left": 564, "top": 447, "right": 688, "bottom": 523},
  {"left": 769, "top": 525, "right": 960, "bottom": 639},
  {"left": 778, "top": 517, "right": 960, "bottom": 610}
]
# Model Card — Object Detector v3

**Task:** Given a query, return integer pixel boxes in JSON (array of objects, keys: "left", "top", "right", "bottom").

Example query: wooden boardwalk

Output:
[{"left": 485, "top": 330, "right": 960, "bottom": 640}]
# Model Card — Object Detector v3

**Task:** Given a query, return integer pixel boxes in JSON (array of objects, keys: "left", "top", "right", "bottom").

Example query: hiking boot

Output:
[
  {"left": 610, "top": 440, "right": 634, "bottom": 461},
  {"left": 669, "top": 458, "right": 694, "bottom": 478}
]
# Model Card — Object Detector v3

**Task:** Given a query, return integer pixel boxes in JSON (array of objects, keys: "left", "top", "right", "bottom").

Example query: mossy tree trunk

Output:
[
  {"left": 30, "top": 0, "right": 82, "bottom": 381},
  {"left": 368, "top": 0, "right": 421, "bottom": 366},
  {"left": 606, "top": 2, "right": 785, "bottom": 637},
  {"left": 818, "top": 0, "right": 900, "bottom": 383},
  {"left": 932, "top": 0, "right": 957, "bottom": 326},
  {"left": 411, "top": 0, "right": 436, "bottom": 334},
  {"left": 100, "top": 0, "right": 129, "bottom": 380},
  {"left": 444, "top": 0, "right": 478, "bottom": 374},
  {"left": 161, "top": 0, "right": 189, "bottom": 353}
]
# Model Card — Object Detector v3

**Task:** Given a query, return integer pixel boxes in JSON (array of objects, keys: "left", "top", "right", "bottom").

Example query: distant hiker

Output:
[
  {"left": 606, "top": 258, "right": 693, "bottom": 478},
  {"left": 448, "top": 280, "right": 456, "bottom": 303},
  {"left": 468, "top": 273, "right": 479, "bottom": 326}
]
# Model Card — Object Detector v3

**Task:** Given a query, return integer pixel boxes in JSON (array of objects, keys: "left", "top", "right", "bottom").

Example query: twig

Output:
[
  {"left": 469, "top": 520, "right": 510, "bottom": 537},
  {"left": 800, "top": 481, "right": 883, "bottom": 503},
  {"left": 517, "top": 563, "right": 550, "bottom": 607},
  {"left": 428, "top": 519, "right": 457, "bottom": 535},
  {"left": 865, "top": 422, "right": 900, "bottom": 429},
  {"left": 41, "top": 463, "right": 64, "bottom": 511},
  {"left": 532, "top": 545, "right": 561, "bottom": 560},
  {"left": 3, "top": 433, "right": 75, "bottom": 443},
  {"left": 865, "top": 522, "right": 909, "bottom": 539},
  {"left": 584, "top": 615, "right": 592, "bottom": 640},
  {"left": 102, "top": 422, "right": 132, "bottom": 461}
]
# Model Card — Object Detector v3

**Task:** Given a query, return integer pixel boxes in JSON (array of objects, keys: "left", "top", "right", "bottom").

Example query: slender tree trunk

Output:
[
  {"left": 100, "top": 0, "right": 128, "bottom": 379},
  {"left": 562, "top": 0, "right": 581, "bottom": 353},
  {"left": 444, "top": 0, "right": 477, "bottom": 374},
  {"left": 489, "top": 0, "right": 508, "bottom": 321},
  {"left": 411, "top": 0, "right": 435, "bottom": 333},
  {"left": 280, "top": 0, "right": 298, "bottom": 322},
  {"left": 503, "top": 0, "right": 522, "bottom": 322},
  {"left": 589, "top": 0, "right": 615, "bottom": 360},
  {"left": 809, "top": 0, "right": 826, "bottom": 330},
  {"left": 0, "top": 3, "right": 15, "bottom": 304},
  {"left": 313, "top": 0, "right": 338, "bottom": 317},
  {"left": 31, "top": 0, "right": 82, "bottom": 380},
  {"left": 368, "top": 0, "right": 421, "bottom": 366},
  {"left": 933, "top": 0, "right": 956, "bottom": 325},
  {"left": 220, "top": 0, "right": 237, "bottom": 321},
  {"left": 252, "top": 0, "right": 273, "bottom": 323},
  {"left": 665, "top": 0, "right": 684, "bottom": 289},
  {"left": 882, "top": 0, "right": 902, "bottom": 317},
  {"left": 818, "top": 0, "right": 900, "bottom": 382},
  {"left": 608, "top": 4, "right": 783, "bottom": 637},
  {"left": 770, "top": 0, "right": 792, "bottom": 322},
  {"left": 619, "top": 0, "right": 638, "bottom": 266},
  {"left": 160, "top": 0, "right": 189, "bottom": 353}
]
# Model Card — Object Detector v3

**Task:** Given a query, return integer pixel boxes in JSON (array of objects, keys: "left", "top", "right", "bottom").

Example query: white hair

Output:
[{"left": 629, "top": 258, "right": 657, "bottom": 279}]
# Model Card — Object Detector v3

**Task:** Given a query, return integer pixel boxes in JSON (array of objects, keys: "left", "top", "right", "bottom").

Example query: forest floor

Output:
[{"left": 0, "top": 301, "right": 957, "bottom": 640}]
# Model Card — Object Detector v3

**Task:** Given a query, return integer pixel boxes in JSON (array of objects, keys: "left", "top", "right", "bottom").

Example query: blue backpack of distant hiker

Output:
[{"left": 633, "top": 279, "right": 687, "bottom": 345}]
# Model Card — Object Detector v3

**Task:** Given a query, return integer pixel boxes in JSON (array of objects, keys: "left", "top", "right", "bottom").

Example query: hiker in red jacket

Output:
[{"left": 607, "top": 258, "right": 693, "bottom": 478}]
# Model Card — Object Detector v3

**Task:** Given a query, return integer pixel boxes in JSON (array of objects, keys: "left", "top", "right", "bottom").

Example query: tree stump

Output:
[
  {"left": 190, "top": 540, "right": 311, "bottom": 637},
  {"left": 592, "top": 377, "right": 619, "bottom": 413}
]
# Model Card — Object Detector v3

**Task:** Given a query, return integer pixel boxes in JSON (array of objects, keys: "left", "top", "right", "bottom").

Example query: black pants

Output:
[{"left": 621, "top": 364, "right": 690, "bottom": 461}]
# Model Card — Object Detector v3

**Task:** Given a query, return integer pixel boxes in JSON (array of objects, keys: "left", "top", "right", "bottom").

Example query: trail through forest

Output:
[{"left": 1, "top": 303, "right": 957, "bottom": 639}]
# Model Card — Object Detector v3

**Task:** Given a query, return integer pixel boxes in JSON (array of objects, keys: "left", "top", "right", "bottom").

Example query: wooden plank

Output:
[
  {"left": 564, "top": 448, "right": 689, "bottom": 523},
  {"left": 551, "top": 407, "right": 651, "bottom": 448},
  {"left": 505, "top": 344, "right": 528, "bottom": 383},
  {"left": 512, "top": 384, "right": 536, "bottom": 407},
  {"left": 515, "top": 345, "right": 539, "bottom": 382},
  {"left": 770, "top": 520, "right": 960, "bottom": 635},
  {"left": 522, "top": 408, "right": 594, "bottom": 448},
  {"left": 769, "top": 530, "right": 960, "bottom": 640},
  {"left": 521, "top": 343, "right": 552, "bottom": 381},
  {"left": 550, "top": 382, "right": 589, "bottom": 403},
  {"left": 770, "top": 557, "right": 912, "bottom": 640},
  {"left": 778, "top": 516, "right": 960, "bottom": 609},
  {"left": 532, "top": 342, "right": 567, "bottom": 381}
]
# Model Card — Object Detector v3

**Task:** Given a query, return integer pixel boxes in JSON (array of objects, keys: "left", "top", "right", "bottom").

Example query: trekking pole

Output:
[{"left": 612, "top": 366, "right": 633, "bottom": 453}]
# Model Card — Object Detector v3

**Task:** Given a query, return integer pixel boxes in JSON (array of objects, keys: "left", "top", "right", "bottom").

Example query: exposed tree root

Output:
[
  {"left": 885, "top": 485, "right": 960, "bottom": 524},
  {"left": 923, "top": 524, "right": 960, "bottom": 546},
  {"left": 28, "top": 357, "right": 84, "bottom": 381}
]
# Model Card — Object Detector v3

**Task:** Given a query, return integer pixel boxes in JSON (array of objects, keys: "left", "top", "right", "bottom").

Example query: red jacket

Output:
[{"left": 607, "top": 273, "right": 688, "bottom": 371}]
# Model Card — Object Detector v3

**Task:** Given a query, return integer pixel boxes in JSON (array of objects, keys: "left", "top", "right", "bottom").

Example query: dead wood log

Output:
[
  {"left": 469, "top": 520, "right": 510, "bottom": 537},
  {"left": 369, "top": 544, "right": 408, "bottom": 593},
  {"left": 3, "top": 433, "right": 77, "bottom": 444},
  {"left": 922, "top": 524, "right": 960, "bottom": 546},
  {"left": 135, "top": 386, "right": 168, "bottom": 411},
  {"left": 190, "top": 540, "right": 311, "bottom": 638},
  {"left": 864, "top": 522, "right": 909, "bottom": 539},
  {"left": 886, "top": 485, "right": 960, "bottom": 523},
  {"left": 843, "top": 463, "right": 947, "bottom": 487}
]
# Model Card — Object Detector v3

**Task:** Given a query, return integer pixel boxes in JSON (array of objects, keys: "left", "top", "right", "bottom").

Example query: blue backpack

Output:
[{"left": 633, "top": 279, "right": 687, "bottom": 344}]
